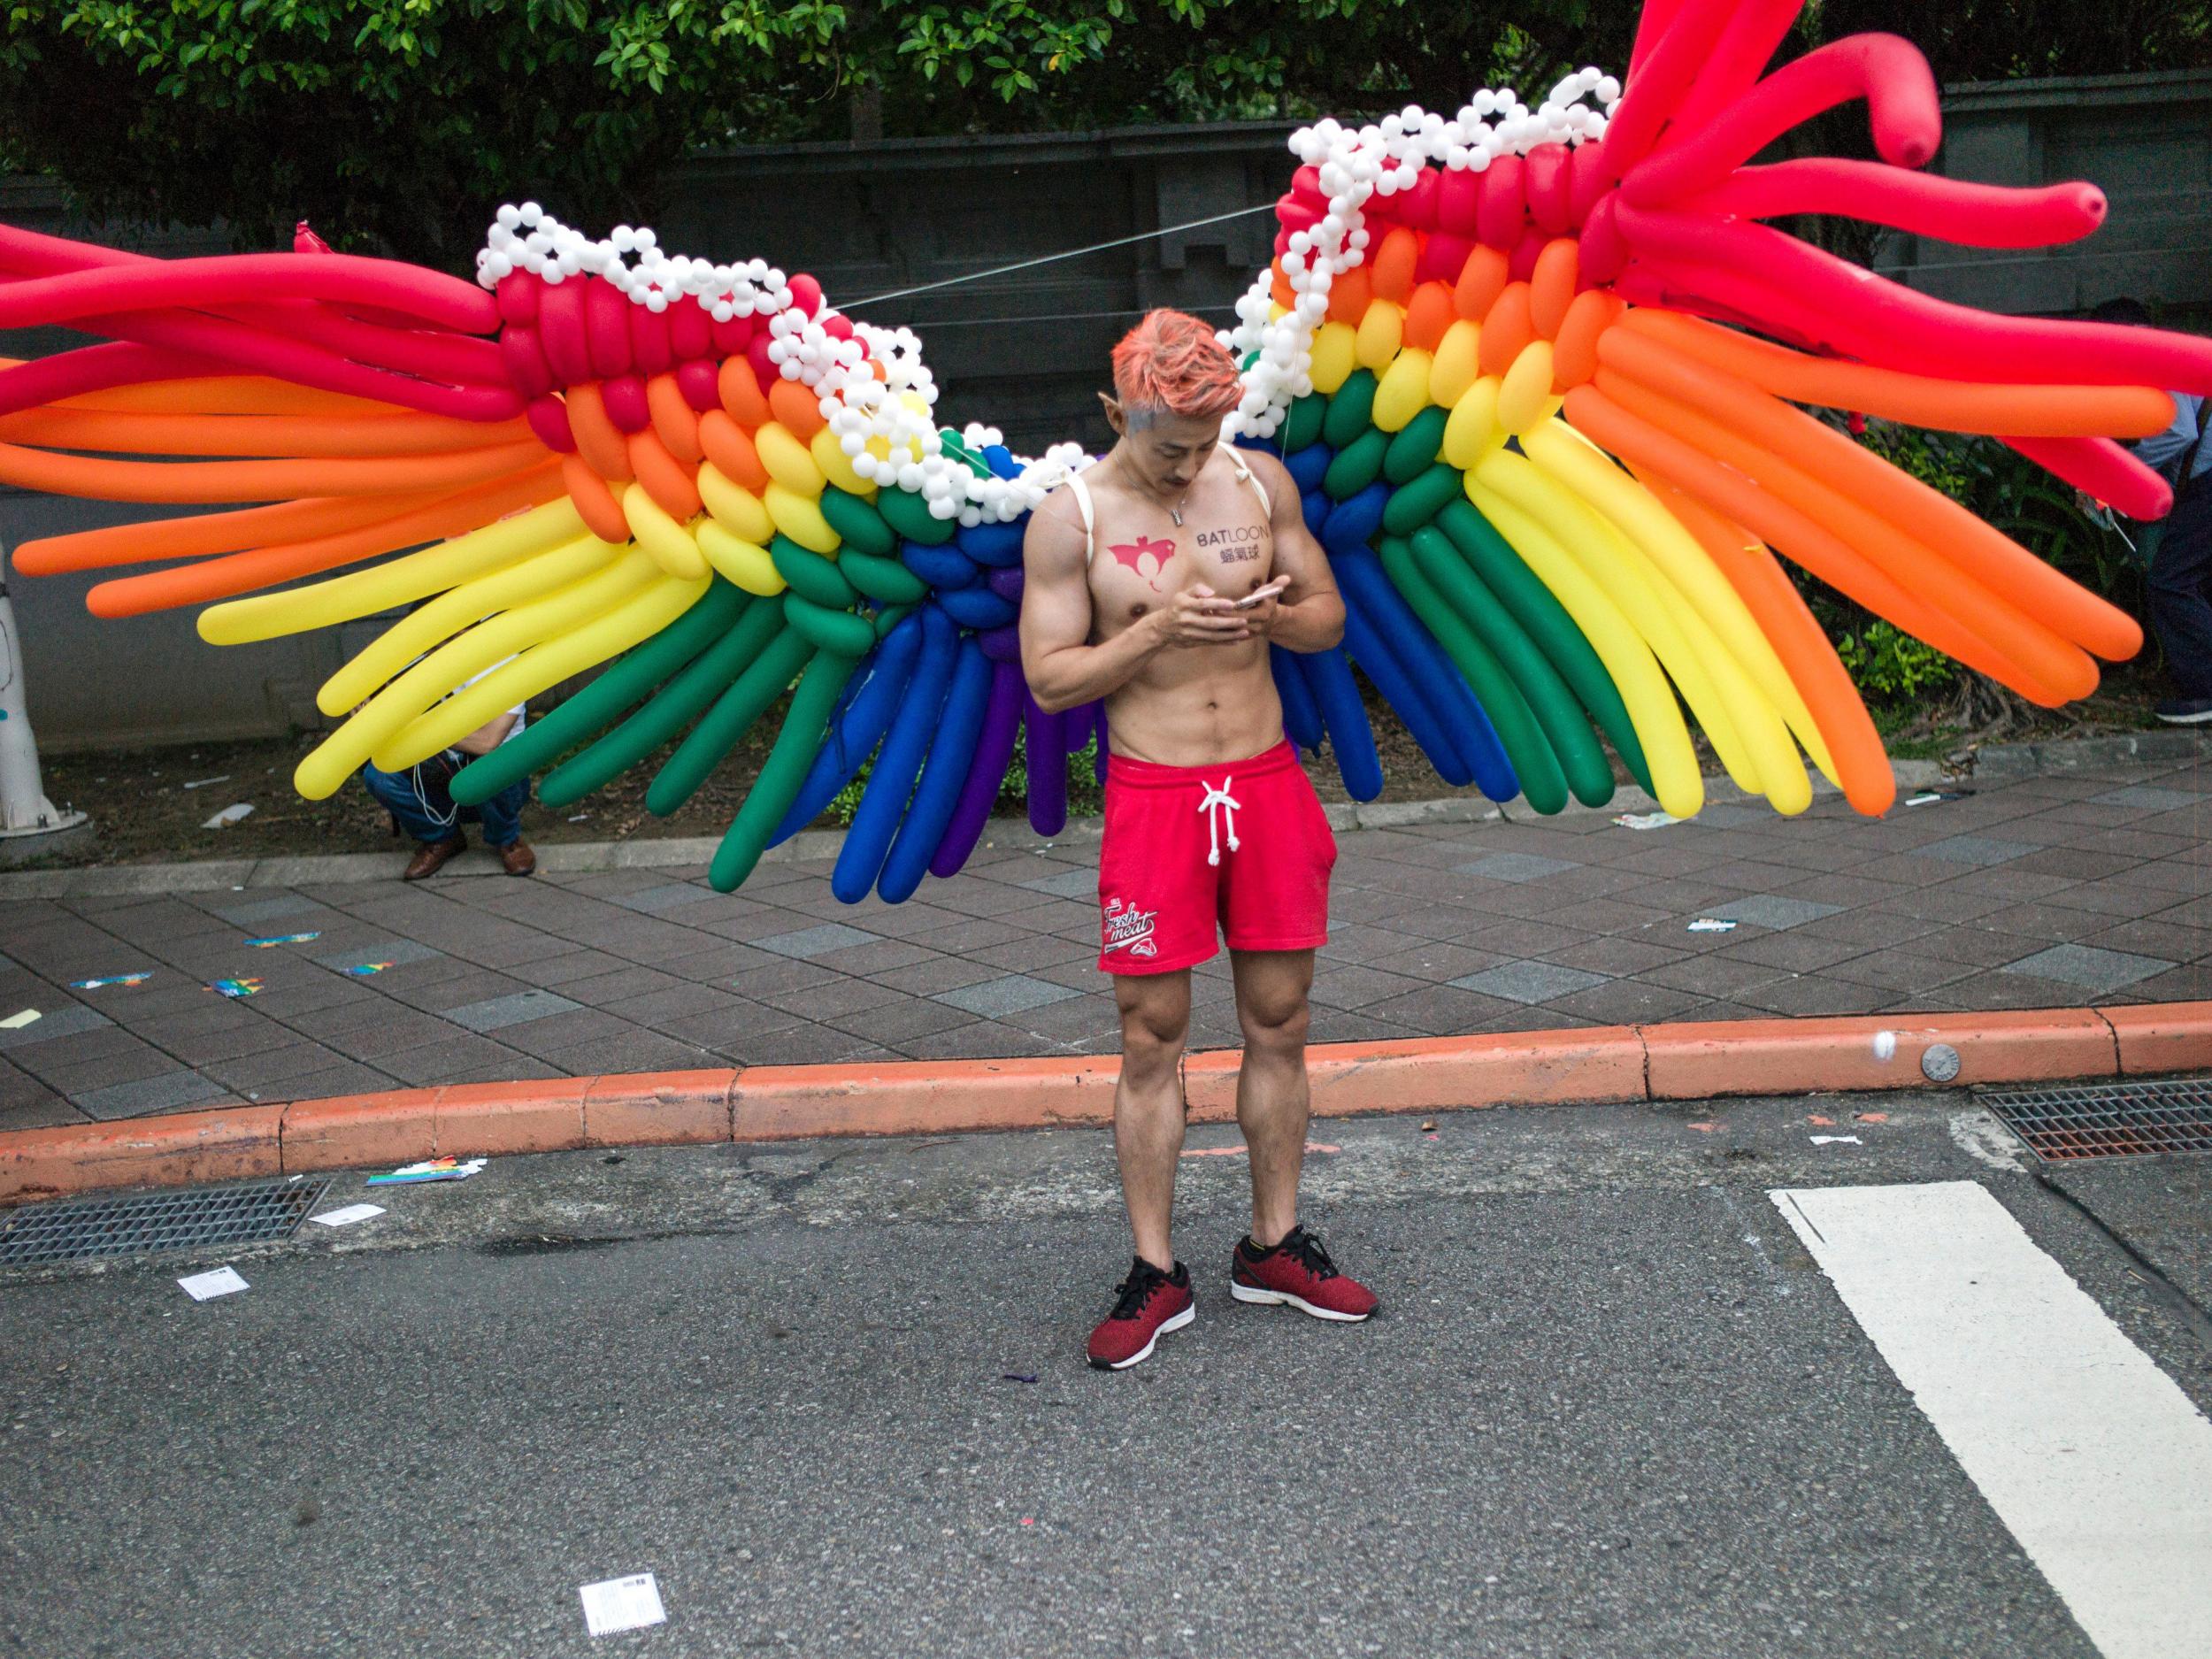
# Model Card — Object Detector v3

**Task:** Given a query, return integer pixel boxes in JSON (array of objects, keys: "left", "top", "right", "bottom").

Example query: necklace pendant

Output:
[{"left": 1170, "top": 508, "right": 1183, "bottom": 526}]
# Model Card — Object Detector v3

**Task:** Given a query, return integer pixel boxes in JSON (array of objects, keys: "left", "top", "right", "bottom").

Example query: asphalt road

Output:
[{"left": 1, "top": 1092, "right": 2207, "bottom": 1659}]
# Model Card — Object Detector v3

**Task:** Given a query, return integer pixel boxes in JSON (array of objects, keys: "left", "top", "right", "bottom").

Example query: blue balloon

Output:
[
  {"left": 1333, "top": 549, "right": 1474, "bottom": 789},
  {"left": 901, "top": 539, "right": 979, "bottom": 590},
  {"left": 1301, "top": 489, "right": 1329, "bottom": 537},
  {"left": 769, "top": 611, "right": 925, "bottom": 847},
  {"left": 1322, "top": 482, "right": 1390, "bottom": 557},
  {"left": 982, "top": 443, "right": 1018, "bottom": 480},
  {"left": 1271, "top": 645, "right": 1324, "bottom": 750},
  {"left": 879, "top": 639, "right": 994, "bottom": 902},
  {"left": 956, "top": 519, "right": 1026, "bottom": 567},
  {"left": 833, "top": 606, "right": 958, "bottom": 904},
  {"left": 1283, "top": 442, "right": 1332, "bottom": 496},
  {"left": 938, "top": 584, "right": 1019, "bottom": 630},
  {"left": 1297, "top": 647, "right": 1384, "bottom": 801}
]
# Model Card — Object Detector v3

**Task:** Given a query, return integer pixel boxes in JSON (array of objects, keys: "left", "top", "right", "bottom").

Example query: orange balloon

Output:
[
  {"left": 1370, "top": 227, "right": 1420, "bottom": 305},
  {"left": 1270, "top": 262, "right": 1294, "bottom": 311},
  {"left": 0, "top": 407, "right": 532, "bottom": 457},
  {"left": 56, "top": 374, "right": 394, "bottom": 418},
  {"left": 1325, "top": 265, "right": 1371, "bottom": 328},
  {"left": 1477, "top": 283, "right": 1533, "bottom": 378},
  {"left": 645, "top": 373, "right": 704, "bottom": 465},
  {"left": 628, "top": 427, "right": 703, "bottom": 521},
  {"left": 562, "top": 382, "right": 634, "bottom": 481},
  {"left": 1597, "top": 326, "right": 2142, "bottom": 662},
  {"left": 1403, "top": 281, "right": 1456, "bottom": 352},
  {"left": 562, "top": 453, "right": 633, "bottom": 545},
  {"left": 1551, "top": 290, "right": 1621, "bottom": 391},
  {"left": 698, "top": 409, "right": 770, "bottom": 493},
  {"left": 1453, "top": 244, "right": 1509, "bottom": 323},
  {"left": 1528, "top": 240, "right": 1579, "bottom": 339},
  {"left": 718, "top": 357, "right": 772, "bottom": 427},
  {"left": 85, "top": 465, "right": 565, "bottom": 617},
  {"left": 12, "top": 492, "right": 437, "bottom": 575},
  {"left": 0, "top": 436, "right": 548, "bottom": 503},
  {"left": 768, "top": 375, "right": 827, "bottom": 442}
]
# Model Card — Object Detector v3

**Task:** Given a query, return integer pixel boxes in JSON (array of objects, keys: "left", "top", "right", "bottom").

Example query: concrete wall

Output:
[{"left": 9, "top": 74, "right": 2209, "bottom": 750}]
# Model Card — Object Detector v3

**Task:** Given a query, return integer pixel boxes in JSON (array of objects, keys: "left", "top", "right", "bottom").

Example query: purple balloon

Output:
[
  {"left": 987, "top": 565, "right": 1025, "bottom": 603},
  {"left": 930, "top": 661, "right": 1024, "bottom": 879},
  {"left": 978, "top": 624, "right": 1022, "bottom": 663},
  {"left": 1093, "top": 701, "right": 1111, "bottom": 787},
  {"left": 1025, "top": 691, "right": 1068, "bottom": 836}
]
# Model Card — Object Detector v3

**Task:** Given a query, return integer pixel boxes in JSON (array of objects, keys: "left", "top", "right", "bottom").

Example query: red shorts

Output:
[{"left": 1095, "top": 740, "right": 1336, "bottom": 975}]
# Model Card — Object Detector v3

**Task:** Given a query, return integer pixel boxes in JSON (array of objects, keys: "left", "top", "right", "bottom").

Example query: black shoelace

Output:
[
  {"left": 1110, "top": 1258, "right": 1170, "bottom": 1321},
  {"left": 1279, "top": 1226, "right": 1339, "bottom": 1280}
]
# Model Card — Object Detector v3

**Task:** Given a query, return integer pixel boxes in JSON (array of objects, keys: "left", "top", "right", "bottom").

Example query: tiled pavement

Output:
[{"left": 3, "top": 749, "right": 2208, "bottom": 1131}]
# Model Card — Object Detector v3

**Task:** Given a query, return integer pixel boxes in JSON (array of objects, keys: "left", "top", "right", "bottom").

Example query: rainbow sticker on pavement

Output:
[
  {"left": 342, "top": 962, "right": 396, "bottom": 977},
  {"left": 209, "top": 977, "right": 264, "bottom": 998},
  {"left": 244, "top": 932, "right": 321, "bottom": 949},
  {"left": 70, "top": 973, "right": 152, "bottom": 990}
]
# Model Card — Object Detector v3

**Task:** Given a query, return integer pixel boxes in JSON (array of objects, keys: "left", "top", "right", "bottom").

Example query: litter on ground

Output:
[
  {"left": 201, "top": 803, "right": 254, "bottom": 828},
  {"left": 208, "top": 978, "right": 263, "bottom": 998},
  {"left": 1613, "top": 810, "right": 1679, "bottom": 830},
  {"left": 70, "top": 973, "right": 151, "bottom": 991},
  {"left": 309, "top": 1204, "right": 385, "bottom": 1229},
  {"left": 579, "top": 1573, "right": 665, "bottom": 1638},
  {"left": 366, "top": 1157, "right": 487, "bottom": 1187},
  {"left": 177, "top": 1267, "right": 249, "bottom": 1301},
  {"left": 0, "top": 1009, "right": 41, "bottom": 1030},
  {"left": 245, "top": 932, "right": 321, "bottom": 949},
  {"left": 1687, "top": 918, "right": 1739, "bottom": 933}
]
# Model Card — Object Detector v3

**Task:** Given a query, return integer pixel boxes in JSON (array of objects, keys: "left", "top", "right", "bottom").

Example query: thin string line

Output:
[
  {"left": 841, "top": 204, "right": 1279, "bottom": 310},
  {"left": 907, "top": 302, "right": 1238, "bottom": 330},
  {"left": 1873, "top": 241, "right": 2212, "bottom": 275}
]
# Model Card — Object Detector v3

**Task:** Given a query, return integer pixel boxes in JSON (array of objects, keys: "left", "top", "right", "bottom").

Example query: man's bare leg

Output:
[
  {"left": 1230, "top": 949, "right": 1315, "bottom": 1248},
  {"left": 1113, "top": 969, "right": 1192, "bottom": 1271}
]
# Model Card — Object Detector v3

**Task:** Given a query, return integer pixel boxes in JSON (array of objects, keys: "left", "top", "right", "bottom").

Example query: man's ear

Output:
[{"left": 1097, "top": 392, "right": 1126, "bottom": 437}]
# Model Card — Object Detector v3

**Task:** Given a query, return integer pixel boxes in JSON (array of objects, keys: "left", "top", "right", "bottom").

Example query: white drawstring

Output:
[{"left": 1198, "top": 777, "right": 1241, "bottom": 866}]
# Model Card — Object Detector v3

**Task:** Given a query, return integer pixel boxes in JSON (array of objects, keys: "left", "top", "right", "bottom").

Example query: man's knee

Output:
[
  {"left": 1118, "top": 985, "right": 1190, "bottom": 1079},
  {"left": 1237, "top": 987, "right": 1310, "bottom": 1056}
]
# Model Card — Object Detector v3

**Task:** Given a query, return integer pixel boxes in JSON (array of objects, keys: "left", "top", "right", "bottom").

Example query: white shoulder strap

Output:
[
  {"left": 1064, "top": 468, "right": 1097, "bottom": 564},
  {"left": 1219, "top": 442, "right": 1271, "bottom": 515}
]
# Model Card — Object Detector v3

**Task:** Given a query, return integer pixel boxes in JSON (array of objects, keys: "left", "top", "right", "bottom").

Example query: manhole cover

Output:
[
  {"left": 0, "top": 1175, "right": 332, "bottom": 1268},
  {"left": 1980, "top": 1077, "right": 2212, "bottom": 1164}
]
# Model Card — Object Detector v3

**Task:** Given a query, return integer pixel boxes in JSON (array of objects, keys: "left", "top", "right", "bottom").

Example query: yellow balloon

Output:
[
  {"left": 1427, "top": 319, "right": 1483, "bottom": 410},
  {"left": 1465, "top": 463, "right": 1705, "bottom": 818},
  {"left": 1441, "top": 377, "right": 1504, "bottom": 469},
  {"left": 755, "top": 421, "right": 824, "bottom": 496},
  {"left": 1354, "top": 299, "right": 1404, "bottom": 372},
  {"left": 1308, "top": 321, "right": 1358, "bottom": 396},
  {"left": 1495, "top": 341, "right": 1555, "bottom": 435},
  {"left": 201, "top": 498, "right": 588, "bottom": 647},
  {"left": 1523, "top": 420, "right": 1833, "bottom": 791},
  {"left": 810, "top": 426, "right": 877, "bottom": 498},
  {"left": 621, "top": 485, "right": 710, "bottom": 580},
  {"left": 1372, "top": 349, "right": 1434, "bottom": 434},
  {"left": 695, "top": 519, "right": 786, "bottom": 595},
  {"left": 697, "top": 463, "right": 775, "bottom": 544},
  {"left": 297, "top": 549, "right": 670, "bottom": 797},
  {"left": 314, "top": 533, "right": 617, "bottom": 716},
  {"left": 765, "top": 482, "right": 841, "bottom": 555}
]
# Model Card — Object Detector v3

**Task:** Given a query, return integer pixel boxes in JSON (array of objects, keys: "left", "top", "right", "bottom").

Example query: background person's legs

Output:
[
  {"left": 1112, "top": 969, "right": 1192, "bottom": 1271},
  {"left": 1230, "top": 949, "right": 1316, "bottom": 1248},
  {"left": 360, "top": 762, "right": 460, "bottom": 846},
  {"left": 2147, "top": 490, "right": 2212, "bottom": 711},
  {"left": 471, "top": 778, "right": 530, "bottom": 849}
]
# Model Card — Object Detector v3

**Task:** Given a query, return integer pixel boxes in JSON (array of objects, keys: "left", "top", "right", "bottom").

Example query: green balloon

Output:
[
  {"left": 1322, "top": 427, "right": 1390, "bottom": 502},
  {"left": 645, "top": 624, "right": 815, "bottom": 815},
  {"left": 1383, "top": 407, "right": 1449, "bottom": 484},
  {"left": 1436, "top": 499, "right": 1653, "bottom": 795},
  {"left": 770, "top": 534, "right": 857, "bottom": 609},
  {"left": 819, "top": 488, "right": 896, "bottom": 558},
  {"left": 1321, "top": 369, "right": 1379, "bottom": 449},
  {"left": 873, "top": 603, "right": 914, "bottom": 639},
  {"left": 449, "top": 577, "right": 742, "bottom": 806},
  {"left": 537, "top": 590, "right": 787, "bottom": 809},
  {"left": 877, "top": 484, "right": 956, "bottom": 545},
  {"left": 1410, "top": 526, "right": 1616, "bottom": 809},
  {"left": 1381, "top": 534, "right": 1566, "bottom": 814},
  {"left": 1281, "top": 392, "right": 1326, "bottom": 453},
  {"left": 1380, "top": 463, "right": 1463, "bottom": 536},
  {"left": 710, "top": 649, "right": 858, "bottom": 892},
  {"left": 835, "top": 547, "right": 928, "bottom": 605},
  {"left": 785, "top": 594, "right": 877, "bottom": 658}
]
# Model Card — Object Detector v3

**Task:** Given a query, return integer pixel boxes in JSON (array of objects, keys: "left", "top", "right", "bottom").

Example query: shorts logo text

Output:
[{"left": 1102, "top": 898, "right": 1159, "bottom": 958}]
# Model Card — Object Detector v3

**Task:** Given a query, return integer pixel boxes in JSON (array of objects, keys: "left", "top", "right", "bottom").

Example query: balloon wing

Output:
[{"left": 4, "top": 0, "right": 2207, "bottom": 897}]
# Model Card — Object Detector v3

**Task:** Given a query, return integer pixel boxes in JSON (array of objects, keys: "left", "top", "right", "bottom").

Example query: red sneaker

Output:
[
  {"left": 1087, "top": 1257, "right": 1194, "bottom": 1371},
  {"left": 1231, "top": 1225, "right": 1379, "bottom": 1322}
]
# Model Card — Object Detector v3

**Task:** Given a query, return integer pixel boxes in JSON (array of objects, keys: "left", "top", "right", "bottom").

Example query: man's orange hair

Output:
[{"left": 1110, "top": 309, "right": 1244, "bottom": 420}]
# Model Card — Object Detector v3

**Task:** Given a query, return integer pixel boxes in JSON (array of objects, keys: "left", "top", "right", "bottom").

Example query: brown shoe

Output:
[
  {"left": 497, "top": 840, "right": 538, "bottom": 877},
  {"left": 402, "top": 834, "right": 466, "bottom": 881}
]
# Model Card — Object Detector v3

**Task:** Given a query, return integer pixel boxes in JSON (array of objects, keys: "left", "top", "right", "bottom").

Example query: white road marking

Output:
[{"left": 1773, "top": 1180, "right": 2212, "bottom": 1659}]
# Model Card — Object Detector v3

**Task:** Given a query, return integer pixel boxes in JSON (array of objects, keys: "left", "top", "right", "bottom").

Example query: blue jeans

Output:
[
  {"left": 2149, "top": 485, "right": 2212, "bottom": 700},
  {"left": 361, "top": 758, "right": 527, "bottom": 849}
]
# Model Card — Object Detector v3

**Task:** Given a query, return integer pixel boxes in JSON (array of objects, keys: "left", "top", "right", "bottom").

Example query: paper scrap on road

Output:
[
  {"left": 0, "top": 1009, "right": 41, "bottom": 1030},
  {"left": 366, "top": 1157, "right": 486, "bottom": 1187},
  {"left": 1810, "top": 1134, "right": 1863, "bottom": 1146},
  {"left": 182, "top": 774, "right": 231, "bottom": 789},
  {"left": 1613, "top": 810, "right": 1678, "bottom": 830},
  {"left": 202, "top": 803, "right": 254, "bottom": 828},
  {"left": 1686, "top": 918, "right": 1738, "bottom": 933},
  {"left": 70, "top": 973, "right": 151, "bottom": 990},
  {"left": 309, "top": 1203, "right": 385, "bottom": 1229},
  {"left": 178, "top": 1266, "right": 249, "bottom": 1301},
  {"left": 580, "top": 1573, "right": 665, "bottom": 1638},
  {"left": 208, "top": 977, "right": 263, "bottom": 999},
  {"left": 245, "top": 932, "right": 321, "bottom": 949}
]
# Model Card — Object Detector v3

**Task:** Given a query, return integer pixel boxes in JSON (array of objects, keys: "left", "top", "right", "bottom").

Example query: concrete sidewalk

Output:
[{"left": 2, "top": 737, "right": 2207, "bottom": 1131}]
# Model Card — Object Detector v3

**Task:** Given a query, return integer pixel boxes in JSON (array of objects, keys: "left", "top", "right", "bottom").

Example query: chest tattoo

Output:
[
  {"left": 1195, "top": 523, "right": 1267, "bottom": 562},
  {"left": 1106, "top": 534, "right": 1174, "bottom": 590}
]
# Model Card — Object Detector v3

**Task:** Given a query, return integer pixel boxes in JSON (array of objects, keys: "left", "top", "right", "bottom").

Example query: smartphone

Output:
[{"left": 1232, "top": 578, "right": 1290, "bottom": 611}]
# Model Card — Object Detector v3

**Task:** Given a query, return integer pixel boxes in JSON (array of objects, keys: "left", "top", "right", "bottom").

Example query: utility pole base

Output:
[{"left": 0, "top": 802, "right": 93, "bottom": 868}]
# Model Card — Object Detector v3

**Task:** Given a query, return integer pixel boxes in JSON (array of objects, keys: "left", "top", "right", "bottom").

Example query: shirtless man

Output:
[{"left": 1020, "top": 309, "right": 1379, "bottom": 1371}]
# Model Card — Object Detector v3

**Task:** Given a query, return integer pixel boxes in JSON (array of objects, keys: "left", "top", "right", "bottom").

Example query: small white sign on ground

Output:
[
  {"left": 177, "top": 1266, "right": 249, "bottom": 1301},
  {"left": 309, "top": 1203, "right": 385, "bottom": 1229},
  {"left": 580, "top": 1572, "right": 666, "bottom": 1638}
]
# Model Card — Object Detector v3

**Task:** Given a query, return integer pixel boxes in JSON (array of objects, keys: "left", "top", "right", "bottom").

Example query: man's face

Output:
[{"left": 1104, "top": 399, "right": 1224, "bottom": 496}]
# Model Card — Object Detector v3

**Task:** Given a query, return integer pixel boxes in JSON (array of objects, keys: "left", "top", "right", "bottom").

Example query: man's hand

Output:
[{"left": 1155, "top": 584, "right": 1258, "bottom": 647}]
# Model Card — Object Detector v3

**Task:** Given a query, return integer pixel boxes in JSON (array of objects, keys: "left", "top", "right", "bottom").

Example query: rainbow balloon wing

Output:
[{"left": 4, "top": 0, "right": 2208, "bottom": 897}]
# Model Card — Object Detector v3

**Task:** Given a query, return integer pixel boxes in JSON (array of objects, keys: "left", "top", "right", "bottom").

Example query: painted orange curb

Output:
[
  {"left": 2, "top": 1002, "right": 2208, "bottom": 1207},
  {"left": 1643, "top": 1009, "right": 2119, "bottom": 1100}
]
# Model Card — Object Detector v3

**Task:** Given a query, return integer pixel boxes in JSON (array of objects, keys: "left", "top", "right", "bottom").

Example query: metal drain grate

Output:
[
  {"left": 1981, "top": 1076, "right": 2212, "bottom": 1163},
  {"left": 0, "top": 1175, "right": 332, "bottom": 1268}
]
